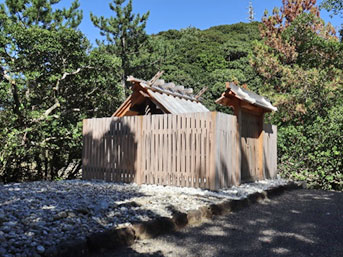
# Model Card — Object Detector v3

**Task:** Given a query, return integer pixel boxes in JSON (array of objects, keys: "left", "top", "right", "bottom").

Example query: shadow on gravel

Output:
[
  {"left": 96, "top": 189, "right": 343, "bottom": 257},
  {"left": 0, "top": 181, "right": 154, "bottom": 255},
  {"left": 95, "top": 248, "right": 165, "bottom": 257}
]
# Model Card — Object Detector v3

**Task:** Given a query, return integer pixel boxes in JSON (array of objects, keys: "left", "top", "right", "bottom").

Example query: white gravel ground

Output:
[{"left": 0, "top": 178, "right": 289, "bottom": 257}]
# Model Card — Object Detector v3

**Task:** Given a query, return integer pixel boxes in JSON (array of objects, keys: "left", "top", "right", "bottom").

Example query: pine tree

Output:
[
  {"left": 0, "top": 0, "right": 82, "bottom": 29},
  {"left": 91, "top": 0, "right": 150, "bottom": 92}
]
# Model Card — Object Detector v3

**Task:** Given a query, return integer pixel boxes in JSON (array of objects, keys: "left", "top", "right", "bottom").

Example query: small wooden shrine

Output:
[
  {"left": 82, "top": 78, "right": 278, "bottom": 190},
  {"left": 216, "top": 82, "right": 277, "bottom": 182}
]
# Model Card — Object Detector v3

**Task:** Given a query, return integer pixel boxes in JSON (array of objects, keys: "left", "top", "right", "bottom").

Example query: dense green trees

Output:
[
  {"left": 150, "top": 22, "right": 262, "bottom": 111},
  {"left": 0, "top": 0, "right": 123, "bottom": 182},
  {"left": 251, "top": 0, "right": 343, "bottom": 190}
]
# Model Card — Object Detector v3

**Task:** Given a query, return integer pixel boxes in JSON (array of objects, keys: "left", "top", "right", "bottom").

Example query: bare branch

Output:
[
  {"left": 32, "top": 101, "right": 60, "bottom": 123},
  {"left": 86, "top": 87, "right": 98, "bottom": 97},
  {"left": 21, "top": 131, "right": 28, "bottom": 146},
  {"left": 1, "top": 68, "right": 22, "bottom": 117},
  {"left": 3, "top": 69, "right": 12, "bottom": 82},
  {"left": 41, "top": 102, "right": 60, "bottom": 119},
  {"left": 54, "top": 66, "right": 93, "bottom": 92},
  {"left": 148, "top": 71, "right": 164, "bottom": 86},
  {"left": 195, "top": 86, "right": 208, "bottom": 100}
]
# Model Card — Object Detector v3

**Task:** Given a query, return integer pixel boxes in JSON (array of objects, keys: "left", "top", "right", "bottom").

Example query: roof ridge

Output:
[{"left": 129, "top": 76, "right": 199, "bottom": 102}]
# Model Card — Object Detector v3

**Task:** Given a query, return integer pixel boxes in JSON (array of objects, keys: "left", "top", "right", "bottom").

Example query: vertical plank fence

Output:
[{"left": 82, "top": 112, "right": 277, "bottom": 190}]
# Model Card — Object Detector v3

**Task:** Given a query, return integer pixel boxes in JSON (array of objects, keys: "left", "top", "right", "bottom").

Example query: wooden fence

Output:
[{"left": 82, "top": 112, "right": 277, "bottom": 190}]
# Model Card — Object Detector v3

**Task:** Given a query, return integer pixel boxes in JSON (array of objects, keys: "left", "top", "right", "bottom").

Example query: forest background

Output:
[{"left": 0, "top": 0, "right": 342, "bottom": 191}]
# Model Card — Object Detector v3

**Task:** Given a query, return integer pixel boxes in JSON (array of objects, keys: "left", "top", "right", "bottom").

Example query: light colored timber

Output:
[{"left": 82, "top": 112, "right": 277, "bottom": 190}]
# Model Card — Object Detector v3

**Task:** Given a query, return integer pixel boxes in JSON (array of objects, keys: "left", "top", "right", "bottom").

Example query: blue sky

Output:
[
  {"left": 77, "top": 0, "right": 341, "bottom": 45},
  {"left": 1, "top": 0, "right": 341, "bottom": 45}
]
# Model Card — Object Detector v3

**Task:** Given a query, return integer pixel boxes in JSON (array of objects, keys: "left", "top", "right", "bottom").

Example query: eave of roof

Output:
[{"left": 217, "top": 82, "right": 277, "bottom": 112}]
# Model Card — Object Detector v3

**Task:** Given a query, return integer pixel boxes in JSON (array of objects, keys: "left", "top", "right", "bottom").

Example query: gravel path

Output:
[
  {"left": 94, "top": 189, "right": 343, "bottom": 257},
  {"left": 0, "top": 179, "right": 289, "bottom": 256}
]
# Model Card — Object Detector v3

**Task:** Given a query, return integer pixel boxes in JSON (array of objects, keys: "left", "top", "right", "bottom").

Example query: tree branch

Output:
[
  {"left": 32, "top": 101, "right": 60, "bottom": 123},
  {"left": 54, "top": 66, "right": 93, "bottom": 92},
  {"left": 1, "top": 68, "right": 21, "bottom": 117},
  {"left": 86, "top": 87, "right": 98, "bottom": 97}
]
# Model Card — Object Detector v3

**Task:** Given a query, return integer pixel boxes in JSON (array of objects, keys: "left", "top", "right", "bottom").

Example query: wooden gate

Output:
[{"left": 240, "top": 111, "right": 264, "bottom": 182}]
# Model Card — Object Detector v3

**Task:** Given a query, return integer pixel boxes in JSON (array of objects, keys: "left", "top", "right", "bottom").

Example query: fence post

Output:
[
  {"left": 209, "top": 112, "right": 217, "bottom": 190},
  {"left": 263, "top": 124, "right": 278, "bottom": 179},
  {"left": 235, "top": 109, "right": 242, "bottom": 186},
  {"left": 257, "top": 114, "right": 264, "bottom": 180},
  {"left": 135, "top": 116, "right": 143, "bottom": 184},
  {"left": 82, "top": 119, "right": 88, "bottom": 180}
]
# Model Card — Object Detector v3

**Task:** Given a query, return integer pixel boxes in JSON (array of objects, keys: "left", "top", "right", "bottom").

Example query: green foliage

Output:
[
  {"left": 281, "top": 13, "right": 343, "bottom": 68},
  {"left": 151, "top": 22, "right": 262, "bottom": 111},
  {"left": 0, "top": 0, "right": 82, "bottom": 29},
  {"left": 252, "top": 3, "right": 343, "bottom": 191},
  {"left": 91, "top": 0, "right": 150, "bottom": 90},
  {"left": 0, "top": 0, "right": 123, "bottom": 182},
  {"left": 278, "top": 99, "right": 343, "bottom": 191}
]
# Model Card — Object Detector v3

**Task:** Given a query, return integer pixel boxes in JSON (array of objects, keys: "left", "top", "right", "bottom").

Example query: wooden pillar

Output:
[
  {"left": 234, "top": 108, "right": 242, "bottom": 186},
  {"left": 135, "top": 116, "right": 144, "bottom": 185},
  {"left": 209, "top": 112, "right": 218, "bottom": 190},
  {"left": 257, "top": 113, "right": 264, "bottom": 180},
  {"left": 82, "top": 119, "right": 88, "bottom": 180}
]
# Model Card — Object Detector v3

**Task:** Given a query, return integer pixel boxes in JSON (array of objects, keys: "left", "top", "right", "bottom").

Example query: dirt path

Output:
[{"left": 92, "top": 189, "right": 343, "bottom": 257}]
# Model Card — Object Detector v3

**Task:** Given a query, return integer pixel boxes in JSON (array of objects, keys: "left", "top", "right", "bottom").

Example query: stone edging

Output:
[{"left": 44, "top": 182, "right": 304, "bottom": 257}]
